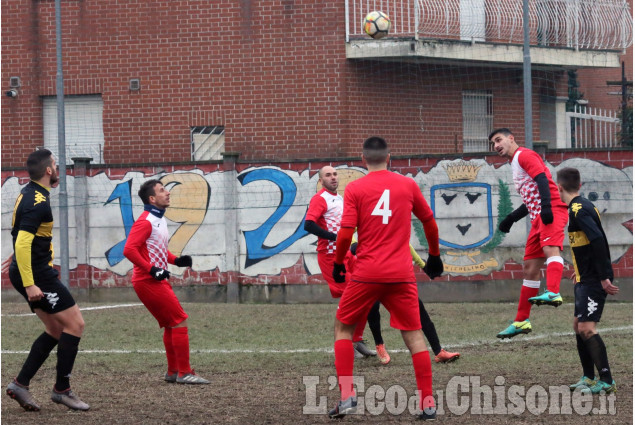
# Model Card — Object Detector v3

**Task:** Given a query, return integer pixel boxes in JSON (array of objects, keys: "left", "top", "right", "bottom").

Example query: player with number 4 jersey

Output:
[{"left": 327, "top": 136, "right": 443, "bottom": 421}]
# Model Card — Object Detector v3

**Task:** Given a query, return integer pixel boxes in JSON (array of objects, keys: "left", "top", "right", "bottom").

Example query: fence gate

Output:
[{"left": 566, "top": 105, "right": 621, "bottom": 148}]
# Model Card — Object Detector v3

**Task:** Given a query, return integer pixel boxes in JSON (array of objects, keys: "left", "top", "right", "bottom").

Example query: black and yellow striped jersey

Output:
[
  {"left": 10, "top": 181, "right": 58, "bottom": 286},
  {"left": 567, "top": 195, "right": 613, "bottom": 284}
]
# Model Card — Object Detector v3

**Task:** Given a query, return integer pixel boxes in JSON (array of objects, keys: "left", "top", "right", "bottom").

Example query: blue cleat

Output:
[
  {"left": 569, "top": 376, "right": 596, "bottom": 391},
  {"left": 528, "top": 291, "right": 563, "bottom": 307},
  {"left": 496, "top": 320, "right": 532, "bottom": 339},
  {"left": 581, "top": 380, "right": 616, "bottom": 395}
]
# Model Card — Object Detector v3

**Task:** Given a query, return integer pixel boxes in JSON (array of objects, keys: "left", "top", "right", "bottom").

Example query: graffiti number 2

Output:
[{"left": 238, "top": 169, "right": 308, "bottom": 267}]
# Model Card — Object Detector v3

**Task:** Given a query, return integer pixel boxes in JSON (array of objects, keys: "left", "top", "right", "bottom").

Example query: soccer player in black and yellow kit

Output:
[
  {"left": 5, "top": 149, "right": 89, "bottom": 411},
  {"left": 556, "top": 167, "right": 619, "bottom": 395}
]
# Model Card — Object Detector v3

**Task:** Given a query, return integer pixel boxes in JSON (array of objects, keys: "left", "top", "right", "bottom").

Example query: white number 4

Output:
[{"left": 372, "top": 190, "right": 392, "bottom": 224}]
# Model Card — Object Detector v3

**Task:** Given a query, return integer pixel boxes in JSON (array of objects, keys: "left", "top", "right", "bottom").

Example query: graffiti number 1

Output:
[{"left": 104, "top": 180, "right": 135, "bottom": 266}]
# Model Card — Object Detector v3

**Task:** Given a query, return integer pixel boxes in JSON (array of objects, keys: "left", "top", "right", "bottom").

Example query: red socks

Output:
[
  {"left": 334, "top": 339, "right": 355, "bottom": 400},
  {"left": 163, "top": 327, "right": 177, "bottom": 374},
  {"left": 545, "top": 256, "right": 564, "bottom": 294},
  {"left": 412, "top": 350, "right": 434, "bottom": 410},
  {"left": 515, "top": 280, "right": 540, "bottom": 322},
  {"left": 171, "top": 327, "right": 192, "bottom": 376},
  {"left": 353, "top": 320, "right": 366, "bottom": 343}
]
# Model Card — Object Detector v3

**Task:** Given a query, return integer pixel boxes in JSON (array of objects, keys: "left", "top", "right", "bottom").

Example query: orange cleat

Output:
[
  {"left": 434, "top": 349, "right": 460, "bottom": 363},
  {"left": 375, "top": 344, "right": 391, "bottom": 365}
]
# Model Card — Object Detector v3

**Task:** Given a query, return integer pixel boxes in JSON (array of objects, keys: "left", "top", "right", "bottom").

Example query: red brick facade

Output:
[{"left": 1, "top": 0, "right": 574, "bottom": 166}]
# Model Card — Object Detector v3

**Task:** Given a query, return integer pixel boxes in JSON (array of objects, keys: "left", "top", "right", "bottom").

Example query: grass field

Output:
[{"left": 1, "top": 301, "right": 632, "bottom": 424}]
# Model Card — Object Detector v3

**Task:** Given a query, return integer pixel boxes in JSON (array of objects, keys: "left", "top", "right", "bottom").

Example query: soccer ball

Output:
[{"left": 363, "top": 11, "right": 391, "bottom": 39}]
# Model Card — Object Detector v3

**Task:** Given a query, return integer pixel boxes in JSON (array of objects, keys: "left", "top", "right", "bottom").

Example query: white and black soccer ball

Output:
[{"left": 363, "top": 11, "right": 391, "bottom": 40}]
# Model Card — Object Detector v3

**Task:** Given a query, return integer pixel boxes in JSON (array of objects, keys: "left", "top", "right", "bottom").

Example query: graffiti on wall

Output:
[{"left": 0, "top": 158, "right": 632, "bottom": 280}]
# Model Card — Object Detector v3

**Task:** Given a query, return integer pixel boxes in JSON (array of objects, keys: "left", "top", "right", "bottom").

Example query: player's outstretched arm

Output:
[
  {"left": 499, "top": 204, "right": 529, "bottom": 233},
  {"left": 409, "top": 244, "right": 426, "bottom": 268},
  {"left": 304, "top": 220, "right": 337, "bottom": 241},
  {"left": 174, "top": 255, "right": 192, "bottom": 268}
]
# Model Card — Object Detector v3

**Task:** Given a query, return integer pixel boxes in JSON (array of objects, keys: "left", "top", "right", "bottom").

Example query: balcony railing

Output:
[{"left": 346, "top": 0, "right": 633, "bottom": 51}]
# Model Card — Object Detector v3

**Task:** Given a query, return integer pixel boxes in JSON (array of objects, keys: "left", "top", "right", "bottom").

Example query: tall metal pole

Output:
[
  {"left": 621, "top": 61, "right": 628, "bottom": 146},
  {"left": 55, "top": 0, "right": 69, "bottom": 288},
  {"left": 523, "top": 0, "right": 533, "bottom": 150}
]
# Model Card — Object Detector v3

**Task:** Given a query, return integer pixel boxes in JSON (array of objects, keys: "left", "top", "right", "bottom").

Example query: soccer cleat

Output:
[
  {"left": 6, "top": 379, "right": 41, "bottom": 412},
  {"left": 51, "top": 388, "right": 90, "bottom": 411},
  {"left": 353, "top": 340, "right": 376, "bottom": 357},
  {"left": 328, "top": 395, "right": 357, "bottom": 419},
  {"left": 164, "top": 372, "right": 177, "bottom": 383},
  {"left": 376, "top": 344, "right": 391, "bottom": 365},
  {"left": 496, "top": 320, "right": 532, "bottom": 339},
  {"left": 418, "top": 406, "right": 437, "bottom": 421},
  {"left": 581, "top": 380, "right": 617, "bottom": 395},
  {"left": 176, "top": 371, "right": 210, "bottom": 385},
  {"left": 528, "top": 291, "right": 563, "bottom": 307},
  {"left": 569, "top": 376, "right": 596, "bottom": 391},
  {"left": 434, "top": 349, "right": 460, "bottom": 363}
]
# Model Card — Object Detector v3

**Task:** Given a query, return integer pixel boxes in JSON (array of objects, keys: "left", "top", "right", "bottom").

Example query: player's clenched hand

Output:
[
  {"left": 25, "top": 284, "right": 43, "bottom": 302},
  {"left": 423, "top": 255, "right": 443, "bottom": 279},
  {"left": 498, "top": 214, "right": 515, "bottom": 233},
  {"left": 150, "top": 266, "right": 170, "bottom": 281},
  {"left": 332, "top": 263, "right": 346, "bottom": 283},
  {"left": 540, "top": 204, "right": 553, "bottom": 224},
  {"left": 174, "top": 255, "right": 192, "bottom": 268},
  {"left": 601, "top": 279, "right": 619, "bottom": 296}
]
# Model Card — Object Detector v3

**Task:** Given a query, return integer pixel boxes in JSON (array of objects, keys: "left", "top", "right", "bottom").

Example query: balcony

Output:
[{"left": 345, "top": 0, "right": 633, "bottom": 68}]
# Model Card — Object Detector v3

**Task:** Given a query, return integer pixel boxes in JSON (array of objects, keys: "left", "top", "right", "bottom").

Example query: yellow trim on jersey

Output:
[
  {"left": 568, "top": 230, "right": 590, "bottom": 248},
  {"left": 571, "top": 202, "right": 582, "bottom": 217},
  {"left": 12, "top": 194, "right": 23, "bottom": 227},
  {"left": 570, "top": 248, "right": 581, "bottom": 283},
  {"left": 15, "top": 230, "right": 35, "bottom": 287},
  {"left": 35, "top": 221, "right": 53, "bottom": 238},
  {"left": 410, "top": 245, "right": 426, "bottom": 268}
]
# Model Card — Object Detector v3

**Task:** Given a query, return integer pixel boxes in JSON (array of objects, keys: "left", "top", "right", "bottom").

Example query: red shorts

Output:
[
  {"left": 524, "top": 205, "right": 568, "bottom": 260},
  {"left": 336, "top": 280, "right": 421, "bottom": 331},
  {"left": 133, "top": 279, "right": 188, "bottom": 328},
  {"left": 318, "top": 252, "right": 347, "bottom": 298}
]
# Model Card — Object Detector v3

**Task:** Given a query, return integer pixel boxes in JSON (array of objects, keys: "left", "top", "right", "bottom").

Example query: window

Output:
[
  {"left": 191, "top": 126, "right": 225, "bottom": 161},
  {"left": 462, "top": 90, "right": 493, "bottom": 153},
  {"left": 43, "top": 95, "right": 105, "bottom": 164}
]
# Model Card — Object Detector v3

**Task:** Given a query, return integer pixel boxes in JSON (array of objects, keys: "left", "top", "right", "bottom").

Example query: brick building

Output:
[{"left": 1, "top": 0, "right": 631, "bottom": 166}]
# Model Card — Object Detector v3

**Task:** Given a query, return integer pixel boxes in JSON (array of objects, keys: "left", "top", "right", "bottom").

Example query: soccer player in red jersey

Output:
[
  {"left": 489, "top": 129, "right": 568, "bottom": 339},
  {"left": 123, "top": 179, "right": 210, "bottom": 384},
  {"left": 304, "top": 166, "right": 384, "bottom": 361},
  {"left": 328, "top": 137, "right": 444, "bottom": 421}
]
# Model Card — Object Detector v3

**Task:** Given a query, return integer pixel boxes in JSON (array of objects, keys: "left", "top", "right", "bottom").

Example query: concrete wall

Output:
[{"left": 1, "top": 150, "right": 632, "bottom": 302}]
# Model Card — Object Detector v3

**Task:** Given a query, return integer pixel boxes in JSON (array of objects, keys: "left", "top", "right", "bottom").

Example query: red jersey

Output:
[
  {"left": 123, "top": 205, "right": 177, "bottom": 283},
  {"left": 305, "top": 188, "right": 343, "bottom": 254},
  {"left": 340, "top": 170, "right": 435, "bottom": 283},
  {"left": 511, "top": 147, "right": 566, "bottom": 221}
]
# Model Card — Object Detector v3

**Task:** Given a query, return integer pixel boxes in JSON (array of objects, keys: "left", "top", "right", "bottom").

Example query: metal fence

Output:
[
  {"left": 566, "top": 105, "right": 622, "bottom": 148},
  {"left": 346, "top": 0, "right": 633, "bottom": 50}
]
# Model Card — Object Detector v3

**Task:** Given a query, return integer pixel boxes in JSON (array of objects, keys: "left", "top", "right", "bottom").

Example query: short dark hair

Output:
[
  {"left": 138, "top": 179, "right": 162, "bottom": 204},
  {"left": 26, "top": 149, "right": 54, "bottom": 181},
  {"left": 488, "top": 128, "right": 513, "bottom": 142},
  {"left": 556, "top": 167, "right": 581, "bottom": 193},
  {"left": 362, "top": 136, "right": 389, "bottom": 165}
]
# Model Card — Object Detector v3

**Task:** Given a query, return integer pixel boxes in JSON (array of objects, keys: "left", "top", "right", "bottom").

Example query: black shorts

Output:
[
  {"left": 574, "top": 282, "right": 607, "bottom": 323},
  {"left": 9, "top": 265, "right": 76, "bottom": 314}
]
